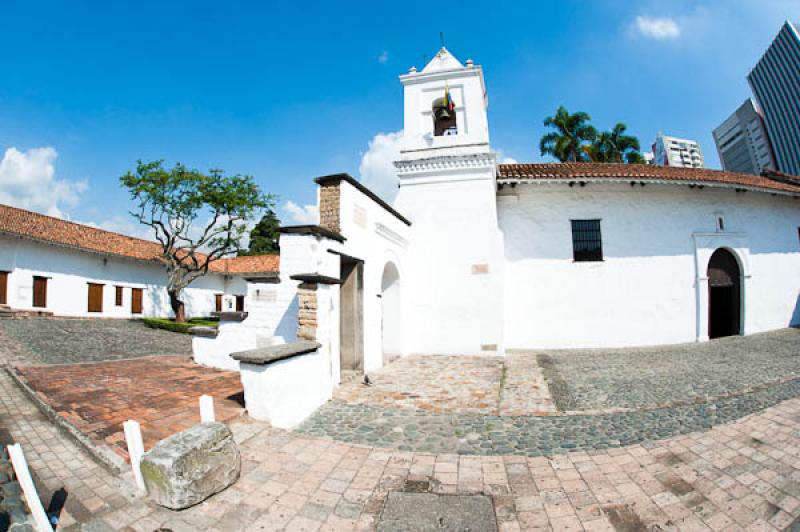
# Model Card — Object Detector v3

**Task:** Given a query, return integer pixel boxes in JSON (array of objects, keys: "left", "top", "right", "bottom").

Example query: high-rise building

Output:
[
  {"left": 653, "top": 133, "right": 704, "bottom": 168},
  {"left": 747, "top": 21, "right": 800, "bottom": 176},
  {"left": 712, "top": 99, "right": 775, "bottom": 175}
]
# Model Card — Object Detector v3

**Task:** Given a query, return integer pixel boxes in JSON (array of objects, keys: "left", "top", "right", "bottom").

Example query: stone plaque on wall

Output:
[
  {"left": 471, "top": 264, "right": 489, "bottom": 275},
  {"left": 251, "top": 289, "right": 277, "bottom": 303},
  {"left": 354, "top": 205, "right": 367, "bottom": 229}
]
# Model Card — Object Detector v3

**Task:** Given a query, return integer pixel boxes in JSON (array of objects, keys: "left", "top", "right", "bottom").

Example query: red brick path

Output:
[{"left": 15, "top": 355, "right": 243, "bottom": 461}]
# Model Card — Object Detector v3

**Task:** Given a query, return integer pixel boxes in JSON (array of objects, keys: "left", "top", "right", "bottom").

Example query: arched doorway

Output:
[
  {"left": 707, "top": 248, "right": 741, "bottom": 339},
  {"left": 381, "top": 262, "right": 402, "bottom": 363}
]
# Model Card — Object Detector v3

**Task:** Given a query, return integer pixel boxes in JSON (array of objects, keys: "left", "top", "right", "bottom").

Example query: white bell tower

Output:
[
  {"left": 393, "top": 48, "right": 504, "bottom": 357},
  {"left": 397, "top": 47, "right": 491, "bottom": 158}
]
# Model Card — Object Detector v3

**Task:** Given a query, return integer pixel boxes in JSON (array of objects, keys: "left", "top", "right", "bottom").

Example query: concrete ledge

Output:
[
  {"left": 210, "top": 311, "right": 248, "bottom": 322},
  {"left": 231, "top": 341, "right": 321, "bottom": 365},
  {"left": 278, "top": 224, "right": 346, "bottom": 243},
  {"left": 188, "top": 326, "right": 219, "bottom": 338},
  {"left": 289, "top": 273, "right": 342, "bottom": 285},
  {"left": 5, "top": 367, "right": 127, "bottom": 474}
]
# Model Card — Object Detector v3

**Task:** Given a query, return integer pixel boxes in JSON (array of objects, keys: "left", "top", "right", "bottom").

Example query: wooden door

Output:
[
  {"left": 235, "top": 295, "right": 245, "bottom": 312},
  {"left": 32, "top": 276, "right": 47, "bottom": 308},
  {"left": 87, "top": 283, "right": 104, "bottom": 313},
  {"left": 0, "top": 271, "right": 7, "bottom": 305},
  {"left": 215, "top": 294, "right": 223, "bottom": 312},
  {"left": 131, "top": 288, "right": 143, "bottom": 314}
]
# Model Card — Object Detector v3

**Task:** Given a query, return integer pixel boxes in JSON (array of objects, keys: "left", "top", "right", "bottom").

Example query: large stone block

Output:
[{"left": 140, "top": 422, "right": 240, "bottom": 509}]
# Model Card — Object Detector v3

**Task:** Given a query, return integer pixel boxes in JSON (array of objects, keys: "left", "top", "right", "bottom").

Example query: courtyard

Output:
[{"left": 1, "top": 319, "right": 799, "bottom": 530}]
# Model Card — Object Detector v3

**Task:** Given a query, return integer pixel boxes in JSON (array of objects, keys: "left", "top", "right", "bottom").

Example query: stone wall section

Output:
[
  {"left": 297, "top": 283, "right": 318, "bottom": 341},
  {"left": 318, "top": 183, "right": 341, "bottom": 233}
]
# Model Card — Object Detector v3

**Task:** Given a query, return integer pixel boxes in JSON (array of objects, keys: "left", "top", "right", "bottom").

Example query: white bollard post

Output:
[
  {"left": 199, "top": 394, "right": 215, "bottom": 423},
  {"left": 123, "top": 420, "right": 146, "bottom": 492},
  {"left": 7, "top": 443, "right": 53, "bottom": 532}
]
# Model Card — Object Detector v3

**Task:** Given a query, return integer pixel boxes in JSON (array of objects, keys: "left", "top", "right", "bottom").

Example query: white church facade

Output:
[
  {"left": 224, "top": 47, "right": 800, "bottom": 384},
  {"left": 0, "top": 47, "right": 798, "bottom": 384}
]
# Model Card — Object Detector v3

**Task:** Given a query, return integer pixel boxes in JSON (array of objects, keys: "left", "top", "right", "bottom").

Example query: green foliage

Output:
[
  {"left": 142, "top": 317, "right": 219, "bottom": 334},
  {"left": 120, "top": 160, "right": 274, "bottom": 321},
  {"left": 585, "top": 123, "right": 642, "bottom": 163},
  {"left": 240, "top": 208, "right": 280, "bottom": 256},
  {"left": 539, "top": 106, "right": 598, "bottom": 162},
  {"left": 539, "top": 109, "right": 645, "bottom": 165}
]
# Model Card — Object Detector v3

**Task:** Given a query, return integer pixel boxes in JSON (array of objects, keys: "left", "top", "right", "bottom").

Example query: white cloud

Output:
[
  {"left": 633, "top": 16, "right": 681, "bottom": 40},
  {"left": 378, "top": 50, "right": 389, "bottom": 64},
  {"left": 282, "top": 200, "right": 318, "bottom": 225},
  {"left": 495, "top": 148, "right": 518, "bottom": 164},
  {"left": 358, "top": 130, "right": 403, "bottom": 204},
  {"left": 0, "top": 146, "right": 87, "bottom": 218}
]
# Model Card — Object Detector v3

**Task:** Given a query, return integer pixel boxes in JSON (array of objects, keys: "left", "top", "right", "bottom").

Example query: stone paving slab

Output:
[
  {"left": 0, "top": 318, "right": 192, "bottom": 365},
  {"left": 13, "top": 356, "right": 243, "bottom": 461},
  {"left": 537, "top": 328, "right": 800, "bottom": 411},
  {"left": 336, "top": 354, "right": 555, "bottom": 416}
]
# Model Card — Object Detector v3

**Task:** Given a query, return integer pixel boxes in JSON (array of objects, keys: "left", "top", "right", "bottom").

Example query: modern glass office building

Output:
[{"left": 747, "top": 21, "right": 800, "bottom": 176}]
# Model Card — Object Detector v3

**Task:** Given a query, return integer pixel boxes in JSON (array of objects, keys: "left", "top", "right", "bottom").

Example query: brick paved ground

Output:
[
  {"left": 53, "top": 398, "right": 800, "bottom": 530},
  {"left": 13, "top": 356, "right": 243, "bottom": 461},
  {"left": 0, "top": 318, "right": 192, "bottom": 365},
  {"left": 1, "top": 324, "right": 799, "bottom": 529}
]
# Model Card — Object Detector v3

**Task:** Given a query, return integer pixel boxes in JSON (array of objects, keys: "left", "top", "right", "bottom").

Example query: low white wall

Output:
[
  {"left": 239, "top": 348, "right": 332, "bottom": 429},
  {"left": 500, "top": 182, "right": 800, "bottom": 348},
  {"left": 0, "top": 236, "right": 238, "bottom": 318}
]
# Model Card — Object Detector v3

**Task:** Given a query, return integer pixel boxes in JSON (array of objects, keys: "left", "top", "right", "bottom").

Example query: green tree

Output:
[
  {"left": 539, "top": 106, "right": 598, "bottom": 162},
  {"left": 585, "top": 123, "right": 642, "bottom": 163},
  {"left": 241, "top": 209, "right": 280, "bottom": 255},
  {"left": 121, "top": 160, "right": 273, "bottom": 322}
]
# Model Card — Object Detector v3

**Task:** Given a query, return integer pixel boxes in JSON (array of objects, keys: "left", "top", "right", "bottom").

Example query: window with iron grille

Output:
[{"left": 571, "top": 219, "right": 603, "bottom": 262}]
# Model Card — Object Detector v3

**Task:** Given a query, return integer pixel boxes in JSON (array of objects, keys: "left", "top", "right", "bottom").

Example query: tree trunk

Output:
[{"left": 169, "top": 290, "right": 186, "bottom": 323}]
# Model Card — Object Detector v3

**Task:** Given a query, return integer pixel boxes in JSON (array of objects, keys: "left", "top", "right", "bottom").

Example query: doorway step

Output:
[
  {"left": 0, "top": 307, "right": 54, "bottom": 319},
  {"left": 340, "top": 369, "right": 365, "bottom": 386}
]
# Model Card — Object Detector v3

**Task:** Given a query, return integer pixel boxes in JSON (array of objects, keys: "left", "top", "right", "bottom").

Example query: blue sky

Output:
[{"left": 0, "top": 0, "right": 797, "bottom": 233}]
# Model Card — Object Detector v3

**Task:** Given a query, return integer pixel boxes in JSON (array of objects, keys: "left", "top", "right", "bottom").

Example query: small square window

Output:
[{"left": 571, "top": 219, "right": 603, "bottom": 262}]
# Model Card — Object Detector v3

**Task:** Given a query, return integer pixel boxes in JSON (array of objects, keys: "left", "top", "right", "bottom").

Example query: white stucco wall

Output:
[
  {"left": 0, "top": 235, "right": 241, "bottom": 318},
  {"left": 499, "top": 182, "right": 800, "bottom": 348},
  {"left": 394, "top": 165, "right": 505, "bottom": 356},
  {"left": 329, "top": 180, "right": 411, "bottom": 371},
  {"left": 238, "top": 284, "right": 338, "bottom": 429}
]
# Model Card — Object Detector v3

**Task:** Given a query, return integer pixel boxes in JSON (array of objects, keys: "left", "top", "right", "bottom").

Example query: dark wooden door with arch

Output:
[{"left": 707, "top": 248, "right": 741, "bottom": 339}]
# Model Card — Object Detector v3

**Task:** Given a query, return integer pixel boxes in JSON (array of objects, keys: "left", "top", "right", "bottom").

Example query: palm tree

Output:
[
  {"left": 586, "top": 123, "right": 642, "bottom": 163},
  {"left": 539, "top": 106, "right": 597, "bottom": 162}
]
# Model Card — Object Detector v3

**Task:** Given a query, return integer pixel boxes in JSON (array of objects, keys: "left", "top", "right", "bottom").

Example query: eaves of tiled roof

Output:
[{"left": 497, "top": 163, "right": 800, "bottom": 196}]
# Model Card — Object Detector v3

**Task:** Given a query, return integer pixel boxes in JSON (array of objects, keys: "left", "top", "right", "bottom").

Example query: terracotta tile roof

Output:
[
  {"left": 497, "top": 163, "right": 800, "bottom": 195},
  {"left": 0, "top": 203, "right": 279, "bottom": 274},
  {"left": 212, "top": 254, "right": 280, "bottom": 275}
]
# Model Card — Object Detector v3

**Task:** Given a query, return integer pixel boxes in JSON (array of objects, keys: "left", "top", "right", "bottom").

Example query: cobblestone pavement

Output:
[
  {"left": 13, "top": 356, "right": 243, "bottom": 461},
  {"left": 0, "top": 318, "right": 192, "bottom": 365},
  {"left": 301, "top": 378, "right": 800, "bottom": 456},
  {"left": 335, "top": 353, "right": 555, "bottom": 415},
  {"left": 537, "top": 328, "right": 800, "bottom": 411}
]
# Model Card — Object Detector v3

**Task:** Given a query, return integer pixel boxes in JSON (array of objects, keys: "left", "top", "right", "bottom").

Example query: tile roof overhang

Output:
[
  {"left": 496, "top": 163, "right": 800, "bottom": 196},
  {"left": 0, "top": 203, "right": 280, "bottom": 274}
]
